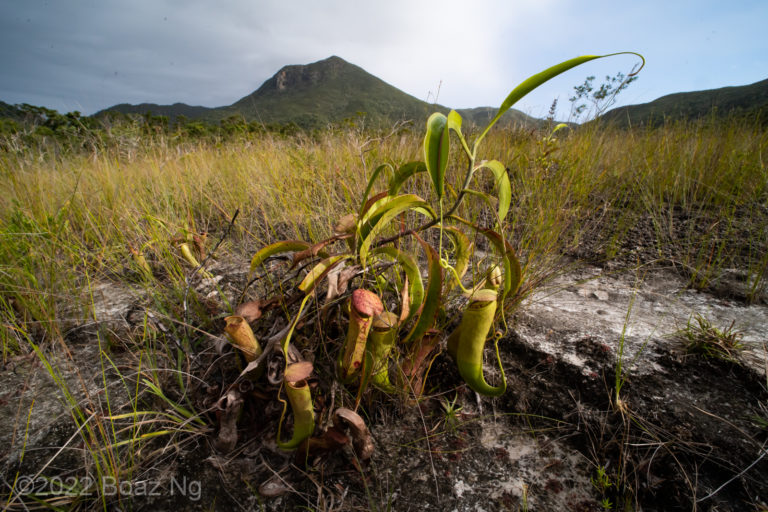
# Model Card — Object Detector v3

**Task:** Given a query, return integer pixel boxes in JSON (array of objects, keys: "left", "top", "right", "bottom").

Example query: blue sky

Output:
[{"left": 1, "top": 0, "right": 766, "bottom": 121}]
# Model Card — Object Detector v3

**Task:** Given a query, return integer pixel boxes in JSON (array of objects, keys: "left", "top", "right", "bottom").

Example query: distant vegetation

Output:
[
  {"left": 599, "top": 77, "right": 768, "bottom": 127},
  {"left": 2, "top": 56, "right": 765, "bottom": 146},
  {"left": 0, "top": 100, "right": 323, "bottom": 155}
]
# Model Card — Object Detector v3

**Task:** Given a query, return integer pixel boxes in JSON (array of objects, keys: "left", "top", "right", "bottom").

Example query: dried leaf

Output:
[
  {"left": 235, "top": 300, "right": 263, "bottom": 323},
  {"left": 214, "top": 335, "right": 229, "bottom": 356},
  {"left": 334, "top": 408, "right": 374, "bottom": 460},
  {"left": 258, "top": 477, "right": 290, "bottom": 497},
  {"left": 333, "top": 213, "right": 358, "bottom": 235},
  {"left": 401, "top": 329, "right": 441, "bottom": 397},
  {"left": 193, "top": 233, "right": 208, "bottom": 260},
  {"left": 337, "top": 265, "right": 360, "bottom": 295},
  {"left": 291, "top": 239, "right": 333, "bottom": 268},
  {"left": 267, "top": 344, "right": 304, "bottom": 385},
  {"left": 399, "top": 276, "right": 410, "bottom": 324},
  {"left": 325, "top": 264, "right": 343, "bottom": 303},
  {"left": 267, "top": 355, "right": 284, "bottom": 386},
  {"left": 325, "top": 264, "right": 361, "bottom": 304},
  {"left": 295, "top": 427, "right": 350, "bottom": 464},
  {"left": 213, "top": 389, "right": 243, "bottom": 453}
]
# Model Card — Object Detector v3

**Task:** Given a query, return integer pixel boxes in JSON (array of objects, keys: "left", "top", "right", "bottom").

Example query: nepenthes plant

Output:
[{"left": 221, "top": 52, "right": 644, "bottom": 456}]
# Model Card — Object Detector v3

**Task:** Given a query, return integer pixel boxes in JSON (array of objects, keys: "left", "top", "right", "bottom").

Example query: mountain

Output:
[
  {"left": 454, "top": 106, "right": 544, "bottom": 129},
  {"left": 223, "top": 55, "right": 437, "bottom": 126},
  {"left": 96, "top": 56, "right": 542, "bottom": 129},
  {"left": 599, "top": 78, "right": 768, "bottom": 127}
]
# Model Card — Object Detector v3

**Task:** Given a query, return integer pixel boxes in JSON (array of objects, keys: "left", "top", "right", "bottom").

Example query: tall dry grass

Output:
[{"left": 1, "top": 118, "right": 766, "bottom": 354}]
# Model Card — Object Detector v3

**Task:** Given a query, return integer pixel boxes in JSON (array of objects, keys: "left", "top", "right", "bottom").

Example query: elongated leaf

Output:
[
  {"left": 475, "top": 52, "right": 644, "bottom": 149},
  {"left": 424, "top": 113, "right": 450, "bottom": 199},
  {"left": 298, "top": 254, "right": 352, "bottom": 294},
  {"left": 550, "top": 123, "right": 569, "bottom": 136},
  {"left": 250, "top": 240, "right": 311, "bottom": 274},
  {"left": 359, "top": 194, "right": 398, "bottom": 229},
  {"left": 402, "top": 234, "right": 442, "bottom": 347},
  {"left": 447, "top": 110, "right": 471, "bottom": 157},
  {"left": 370, "top": 246, "right": 424, "bottom": 324},
  {"left": 388, "top": 161, "right": 427, "bottom": 196},
  {"left": 474, "top": 160, "right": 512, "bottom": 223},
  {"left": 358, "top": 195, "right": 435, "bottom": 267},
  {"left": 357, "top": 195, "right": 400, "bottom": 251},
  {"left": 412, "top": 206, "right": 436, "bottom": 218},
  {"left": 291, "top": 239, "right": 333, "bottom": 268},
  {"left": 447, "top": 110, "right": 462, "bottom": 133},
  {"left": 360, "top": 164, "right": 394, "bottom": 215},
  {"left": 360, "top": 191, "right": 389, "bottom": 219}
]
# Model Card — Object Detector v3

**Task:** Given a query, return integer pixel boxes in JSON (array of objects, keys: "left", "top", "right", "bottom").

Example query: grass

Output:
[
  {"left": 440, "top": 393, "right": 463, "bottom": 435},
  {"left": 675, "top": 313, "right": 745, "bottom": 362},
  {"left": 0, "top": 115, "right": 766, "bottom": 509}
]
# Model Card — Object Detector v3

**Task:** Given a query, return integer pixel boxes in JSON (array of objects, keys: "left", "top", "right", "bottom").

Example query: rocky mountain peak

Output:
[{"left": 271, "top": 55, "right": 347, "bottom": 92}]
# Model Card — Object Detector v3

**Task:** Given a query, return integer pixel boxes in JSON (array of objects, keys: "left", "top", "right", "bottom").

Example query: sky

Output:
[{"left": 1, "top": 0, "right": 766, "bottom": 121}]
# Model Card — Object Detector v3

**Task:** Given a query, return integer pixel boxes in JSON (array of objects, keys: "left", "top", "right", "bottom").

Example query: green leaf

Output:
[
  {"left": 402, "top": 234, "right": 442, "bottom": 347},
  {"left": 412, "top": 206, "right": 436, "bottom": 218},
  {"left": 360, "top": 191, "right": 389, "bottom": 219},
  {"left": 359, "top": 194, "right": 398, "bottom": 227},
  {"left": 447, "top": 110, "right": 471, "bottom": 157},
  {"left": 447, "top": 110, "right": 462, "bottom": 133},
  {"left": 424, "top": 112, "right": 450, "bottom": 199},
  {"left": 370, "top": 246, "right": 424, "bottom": 325},
  {"left": 249, "top": 240, "right": 311, "bottom": 274},
  {"left": 357, "top": 194, "right": 435, "bottom": 267},
  {"left": 388, "top": 161, "right": 427, "bottom": 196},
  {"left": 474, "top": 160, "right": 512, "bottom": 223},
  {"left": 298, "top": 254, "right": 351, "bottom": 294},
  {"left": 475, "top": 52, "right": 644, "bottom": 150},
  {"left": 357, "top": 194, "right": 403, "bottom": 248},
  {"left": 360, "top": 163, "right": 394, "bottom": 216},
  {"left": 551, "top": 123, "right": 569, "bottom": 136}
]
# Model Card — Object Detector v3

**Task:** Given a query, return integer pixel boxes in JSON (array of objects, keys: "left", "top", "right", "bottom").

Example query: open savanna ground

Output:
[{"left": 1, "top": 117, "right": 767, "bottom": 511}]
